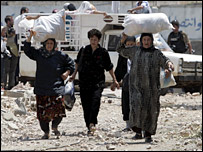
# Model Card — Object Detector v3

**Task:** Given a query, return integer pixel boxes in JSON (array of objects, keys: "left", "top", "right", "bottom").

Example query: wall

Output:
[
  {"left": 158, "top": 4, "right": 202, "bottom": 54},
  {"left": 158, "top": 5, "right": 202, "bottom": 40}
]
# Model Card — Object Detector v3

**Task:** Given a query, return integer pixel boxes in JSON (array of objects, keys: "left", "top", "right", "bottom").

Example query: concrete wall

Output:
[
  {"left": 1, "top": 1, "right": 202, "bottom": 54},
  {"left": 157, "top": 4, "right": 202, "bottom": 55}
]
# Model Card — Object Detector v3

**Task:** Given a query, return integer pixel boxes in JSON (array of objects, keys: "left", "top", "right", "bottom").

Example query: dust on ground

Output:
[{"left": 1, "top": 83, "right": 202, "bottom": 151}]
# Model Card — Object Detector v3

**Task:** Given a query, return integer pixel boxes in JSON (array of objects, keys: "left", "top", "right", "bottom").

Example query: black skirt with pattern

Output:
[{"left": 36, "top": 95, "right": 66, "bottom": 122}]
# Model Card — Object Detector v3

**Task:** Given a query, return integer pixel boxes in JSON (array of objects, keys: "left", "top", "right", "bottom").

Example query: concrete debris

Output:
[{"left": 1, "top": 84, "right": 202, "bottom": 151}]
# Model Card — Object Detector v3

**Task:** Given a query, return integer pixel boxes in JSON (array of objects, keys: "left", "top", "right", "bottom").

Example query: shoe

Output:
[
  {"left": 52, "top": 128, "right": 60, "bottom": 138},
  {"left": 132, "top": 133, "right": 142, "bottom": 140},
  {"left": 41, "top": 133, "right": 50, "bottom": 139},
  {"left": 145, "top": 136, "right": 153, "bottom": 143},
  {"left": 122, "top": 127, "right": 131, "bottom": 132},
  {"left": 89, "top": 123, "right": 96, "bottom": 135},
  {"left": 87, "top": 130, "right": 93, "bottom": 136}
]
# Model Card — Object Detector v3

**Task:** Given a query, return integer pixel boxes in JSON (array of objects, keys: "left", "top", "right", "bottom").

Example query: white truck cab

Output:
[{"left": 18, "top": 12, "right": 202, "bottom": 93}]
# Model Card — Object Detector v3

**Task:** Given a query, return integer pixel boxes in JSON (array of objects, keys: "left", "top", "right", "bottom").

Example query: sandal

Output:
[
  {"left": 122, "top": 127, "right": 131, "bottom": 132},
  {"left": 89, "top": 123, "right": 96, "bottom": 135},
  {"left": 132, "top": 133, "right": 142, "bottom": 140},
  {"left": 41, "top": 133, "right": 50, "bottom": 139},
  {"left": 52, "top": 128, "right": 61, "bottom": 136},
  {"left": 145, "top": 136, "right": 153, "bottom": 143}
]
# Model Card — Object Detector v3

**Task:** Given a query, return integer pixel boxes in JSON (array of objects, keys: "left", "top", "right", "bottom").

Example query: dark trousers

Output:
[
  {"left": 39, "top": 117, "right": 62, "bottom": 134},
  {"left": 3, "top": 55, "right": 18, "bottom": 89},
  {"left": 122, "top": 73, "right": 130, "bottom": 121},
  {"left": 80, "top": 86, "right": 103, "bottom": 130}
]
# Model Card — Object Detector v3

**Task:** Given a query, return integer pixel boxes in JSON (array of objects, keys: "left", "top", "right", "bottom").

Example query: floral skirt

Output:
[{"left": 36, "top": 95, "right": 66, "bottom": 122}]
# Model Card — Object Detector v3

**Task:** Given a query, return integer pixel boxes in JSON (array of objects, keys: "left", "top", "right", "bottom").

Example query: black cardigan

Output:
[{"left": 24, "top": 41, "right": 75, "bottom": 96}]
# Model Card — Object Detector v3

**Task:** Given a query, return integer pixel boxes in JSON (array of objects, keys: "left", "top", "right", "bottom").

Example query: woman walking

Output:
[{"left": 24, "top": 30, "right": 75, "bottom": 139}]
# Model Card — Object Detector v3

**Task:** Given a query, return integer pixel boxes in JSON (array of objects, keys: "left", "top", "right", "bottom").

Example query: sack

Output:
[
  {"left": 122, "top": 13, "right": 174, "bottom": 36},
  {"left": 160, "top": 68, "right": 176, "bottom": 88},
  {"left": 18, "top": 18, "right": 35, "bottom": 30},
  {"left": 32, "top": 9, "right": 65, "bottom": 42},
  {"left": 64, "top": 76, "right": 76, "bottom": 111}
]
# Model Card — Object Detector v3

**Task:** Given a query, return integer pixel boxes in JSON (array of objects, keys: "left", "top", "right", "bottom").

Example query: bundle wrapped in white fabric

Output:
[
  {"left": 32, "top": 9, "right": 65, "bottom": 42},
  {"left": 18, "top": 18, "right": 35, "bottom": 30},
  {"left": 122, "top": 13, "right": 174, "bottom": 36}
]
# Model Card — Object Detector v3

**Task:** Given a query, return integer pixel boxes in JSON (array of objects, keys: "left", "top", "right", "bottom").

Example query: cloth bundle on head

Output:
[
  {"left": 33, "top": 9, "right": 65, "bottom": 42},
  {"left": 18, "top": 9, "right": 65, "bottom": 42},
  {"left": 122, "top": 13, "right": 174, "bottom": 36}
]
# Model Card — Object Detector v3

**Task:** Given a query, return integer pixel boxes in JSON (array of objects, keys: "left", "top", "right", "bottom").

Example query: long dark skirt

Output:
[{"left": 36, "top": 95, "right": 66, "bottom": 123}]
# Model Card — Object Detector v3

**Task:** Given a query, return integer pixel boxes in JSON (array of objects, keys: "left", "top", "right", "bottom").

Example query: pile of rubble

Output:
[{"left": 1, "top": 83, "right": 202, "bottom": 151}]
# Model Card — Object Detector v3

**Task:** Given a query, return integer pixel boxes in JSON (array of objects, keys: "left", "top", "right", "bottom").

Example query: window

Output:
[{"left": 108, "top": 35, "right": 121, "bottom": 51}]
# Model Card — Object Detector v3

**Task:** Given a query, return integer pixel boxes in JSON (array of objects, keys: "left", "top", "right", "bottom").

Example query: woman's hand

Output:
[
  {"left": 69, "top": 73, "right": 76, "bottom": 82},
  {"left": 61, "top": 70, "right": 70, "bottom": 80},
  {"left": 168, "top": 62, "right": 174, "bottom": 71},
  {"left": 110, "top": 80, "right": 120, "bottom": 91},
  {"left": 121, "top": 32, "right": 128, "bottom": 44},
  {"left": 127, "top": 9, "right": 133, "bottom": 14},
  {"left": 27, "top": 30, "right": 35, "bottom": 42},
  {"left": 165, "top": 62, "right": 174, "bottom": 78}
]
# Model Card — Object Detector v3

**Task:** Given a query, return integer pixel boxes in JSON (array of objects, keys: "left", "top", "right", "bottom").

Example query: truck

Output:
[{"left": 18, "top": 12, "right": 202, "bottom": 93}]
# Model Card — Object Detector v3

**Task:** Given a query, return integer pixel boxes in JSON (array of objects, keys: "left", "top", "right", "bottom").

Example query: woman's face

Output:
[
  {"left": 45, "top": 40, "right": 55, "bottom": 52},
  {"left": 142, "top": 36, "right": 152, "bottom": 49},
  {"left": 90, "top": 35, "right": 100, "bottom": 49},
  {"left": 126, "top": 41, "right": 136, "bottom": 47}
]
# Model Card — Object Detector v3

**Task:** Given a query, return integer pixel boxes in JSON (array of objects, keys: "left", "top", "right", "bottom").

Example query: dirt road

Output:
[{"left": 1, "top": 84, "right": 202, "bottom": 151}]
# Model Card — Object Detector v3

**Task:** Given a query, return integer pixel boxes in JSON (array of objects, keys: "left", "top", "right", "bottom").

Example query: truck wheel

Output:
[{"left": 183, "top": 86, "right": 202, "bottom": 94}]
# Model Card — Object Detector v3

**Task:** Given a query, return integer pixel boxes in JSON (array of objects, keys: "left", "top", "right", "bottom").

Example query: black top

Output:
[
  {"left": 168, "top": 31, "right": 187, "bottom": 53},
  {"left": 75, "top": 44, "right": 113, "bottom": 88},
  {"left": 24, "top": 41, "right": 75, "bottom": 96},
  {"left": 115, "top": 54, "right": 128, "bottom": 82}
]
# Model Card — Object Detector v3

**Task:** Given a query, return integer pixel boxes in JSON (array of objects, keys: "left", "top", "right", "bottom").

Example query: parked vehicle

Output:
[{"left": 18, "top": 12, "right": 202, "bottom": 93}]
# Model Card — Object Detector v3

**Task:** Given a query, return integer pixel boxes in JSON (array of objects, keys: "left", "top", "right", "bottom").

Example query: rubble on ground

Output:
[{"left": 1, "top": 83, "right": 202, "bottom": 151}]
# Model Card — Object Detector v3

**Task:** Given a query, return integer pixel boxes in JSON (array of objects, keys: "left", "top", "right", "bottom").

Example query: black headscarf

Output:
[
  {"left": 140, "top": 33, "right": 155, "bottom": 51},
  {"left": 40, "top": 38, "right": 57, "bottom": 58}
]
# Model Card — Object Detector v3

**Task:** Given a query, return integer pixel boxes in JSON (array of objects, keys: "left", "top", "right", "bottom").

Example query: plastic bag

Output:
[
  {"left": 32, "top": 9, "right": 65, "bottom": 42},
  {"left": 64, "top": 76, "right": 76, "bottom": 111},
  {"left": 122, "top": 13, "right": 174, "bottom": 36},
  {"left": 160, "top": 68, "right": 176, "bottom": 88}
]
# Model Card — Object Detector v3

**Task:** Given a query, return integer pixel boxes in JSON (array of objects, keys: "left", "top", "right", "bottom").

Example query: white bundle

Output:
[
  {"left": 18, "top": 18, "right": 34, "bottom": 30},
  {"left": 32, "top": 9, "right": 65, "bottom": 42},
  {"left": 123, "top": 13, "right": 174, "bottom": 36}
]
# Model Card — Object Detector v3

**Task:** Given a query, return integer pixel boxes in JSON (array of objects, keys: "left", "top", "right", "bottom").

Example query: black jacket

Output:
[
  {"left": 75, "top": 44, "right": 113, "bottom": 88},
  {"left": 24, "top": 41, "right": 75, "bottom": 96}
]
